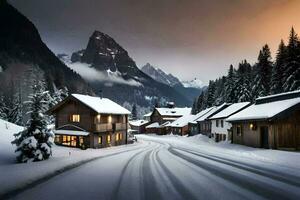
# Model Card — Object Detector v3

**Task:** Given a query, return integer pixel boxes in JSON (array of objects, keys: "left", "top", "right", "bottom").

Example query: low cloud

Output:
[{"left": 66, "top": 62, "right": 142, "bottom": 87}]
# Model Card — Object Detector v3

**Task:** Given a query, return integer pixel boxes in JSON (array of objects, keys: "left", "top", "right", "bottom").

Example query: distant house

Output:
[
  {"left": 143, "top": 112, "right": 152, "bottom": 121},
  {"left": 227, "top": 90, "right": 300, "bottom": 150},
  {"left": 188, "top": 107, "right": 216, "bottom": 135},
  {"left": 48, "top": 94, "right": 130, "bottom": 149},
  {"left": 196, "top": 103, "right": 230, "bottom": 136},
  {"left": 209, "top": 102, "right": 250, "bottom": 142},
  {"left": 170, "top": 114, "right": 197, "bottom": 136},
  {"left": 146, "top": 107, "right": 191, "bottom": 134},
  {"left": 129, "top": 120, "right": 150, "bottom": 134}
]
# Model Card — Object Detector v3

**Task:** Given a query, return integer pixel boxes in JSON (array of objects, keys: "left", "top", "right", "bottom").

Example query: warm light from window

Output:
[
  {"left": 96, "top": 114, "right": 101, "bottom": 123},
  {"left": 107, "top": 135, "right": 111, "bottom": 144},
  {"left": 108, "top": 115, "right": 112, "bottom": 123},
  {"left": 98, "top": 136, "right": 102, "bottom": 144},
  {"left": 119, "top": 133, "right": 122, "bottom": 140},
  {"left": 116, "top": 134, "right": 119, "bottom": 141},
  {"left": 71, "top": 114, "right": 80, "bottom": 122}
]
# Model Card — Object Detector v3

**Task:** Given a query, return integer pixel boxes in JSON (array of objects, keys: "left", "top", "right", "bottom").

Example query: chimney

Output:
[{"left": 99, "top": 90, "right": 103, "bottom": 99}]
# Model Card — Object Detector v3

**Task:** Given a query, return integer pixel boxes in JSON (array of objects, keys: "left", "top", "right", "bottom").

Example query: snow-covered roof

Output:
[
  {"left": 143, "top": 112, "right": 152, "bottom": 117},
  {"left": 227, "top": 97, "right": 300, "bottom": 121},
  {"left": 196, "top": 103, "right": 229, "bottom": 122},
  {"left": 155, "top": 107, "right": 191, "bottom": 116},
  {"left": 146, "top": 122, "right": 160, "bottom": 129},
  {"left": 71, "top": 94, "right": 130, "bottom": 115},
  {"left": 54, "top": 130, "right": 90, "bottom": 136},
  {"left": 209, "top": 102, "right": 250, "bottom": 120},
  {"left": 129, "top": 120, "right": 149, "bottom": 127},
  {"left": 160, "top": 121, "right": 172, "bottom": 127},
  {"left": 193, "top": 107, "right": 215, "bottom": 121},
  {"left": 256, "top": 90, "right": 300, "bottom": 101},
  {"left": 170, "top": 114, "right": 197, "bottom": 127},
  {"left": 162, "top": 117, "right": 178, "bottom": 121}
]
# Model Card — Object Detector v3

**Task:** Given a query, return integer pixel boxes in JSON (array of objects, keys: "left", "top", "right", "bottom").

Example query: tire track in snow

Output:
[
  {"left": 1, "top": 144, "right": 146, "bottom": 200},
  {"left": 154, "top": 147, "right": 199, "bottom": 200},
  {"left": 172, "top": 145, "right": 300, "bottom": 188},
  {"left": 168, "top": 147, "right": 300, "bottom": 200},
  {"left": 110, "top": 142, "right": 158, "bottom": 200}
]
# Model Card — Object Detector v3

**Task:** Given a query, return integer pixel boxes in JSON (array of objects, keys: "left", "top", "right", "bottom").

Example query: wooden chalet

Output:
[
  {"left": 170, "top": 114, "right": 197, "bottom": 136},
  {"left": 146, "top": 107, "right": 191, "bottom": 134},
  {"left": 227, "top": 90, "right": 300, "bottom": 150},
  {"left": 48, "top": 94, "right": 130, "bottom": 149}
]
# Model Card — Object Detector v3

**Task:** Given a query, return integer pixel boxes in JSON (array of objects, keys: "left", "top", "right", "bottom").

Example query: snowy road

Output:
[{"left": 10, "top": 136, "right": 300, "bottom": 200}]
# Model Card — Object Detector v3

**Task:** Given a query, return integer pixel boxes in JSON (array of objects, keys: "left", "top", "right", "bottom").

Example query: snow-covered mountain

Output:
[
  {"left": 140, "top": 63, "right": 204, "bottom": 101},
  {"left": 141, "top": 63, "right": 182, "bottom": 87},
  {"left": 64, "top": 31, "right": 191, "bottom": 108},
  {"left": 182, "top": 78, "right": 203, "bottom": 89}
]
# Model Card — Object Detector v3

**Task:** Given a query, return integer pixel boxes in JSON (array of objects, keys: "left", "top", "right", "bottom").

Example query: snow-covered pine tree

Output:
[
  {"left": 191, "top": 97, "right": 198, "bottom": 114},
  {"left": 271, "top": 40, "right": 287, "bottom": 94},
  {"left": 0, "top": 94, "right": 8, "bottom": 120},
  {"left": 252, "top": 44, "right": 273, "bottom": 98},
  {"left": 235, "top": 60, "right": 252, "bottom": 102},
  {"left": 131, "top": 104, "right": 137, "bottom": 120},
  {"left": 283, "top": 27, "right": 300, "bottom": 91},
  {"left": 224, "top": 65, "right": 237, "bottom": 103},
  {"left": 12, "top": 81, "right": 54, "bottom": 163},
  {"left": 206, "top": 80, "right": 216, "bottom": 108}
]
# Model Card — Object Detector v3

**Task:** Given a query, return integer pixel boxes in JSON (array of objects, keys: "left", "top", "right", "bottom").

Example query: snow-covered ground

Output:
[{"left": 1, "top": 119, "right": 300, "bottom": 199}]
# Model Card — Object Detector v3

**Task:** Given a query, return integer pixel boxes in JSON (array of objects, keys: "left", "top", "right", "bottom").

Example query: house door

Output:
[{"left": 260, "top": 126, "right": 269, "bottom": 148}]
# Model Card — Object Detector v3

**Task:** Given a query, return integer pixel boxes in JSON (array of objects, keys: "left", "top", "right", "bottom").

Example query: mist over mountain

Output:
[{"left": 64, "top": 31, "right": 193, "bottom": 108}]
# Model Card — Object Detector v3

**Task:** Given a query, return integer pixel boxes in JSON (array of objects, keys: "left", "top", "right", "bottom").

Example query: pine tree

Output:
[
  {"left": 283, "top": 27, "right": 300, "bottom": 91},
  {"left": 252, "top": 44, "right": 273, "bottom": 98},
  {"left": 271, "top": 40, "right": 287, "bottom": 94},
  {"left": 12, "top": 81, "right": 53, "bottom": 163},
  {"left": 0, "top": 94, "right": 8, "bottom": 120},
  {"left": 131, "top": 104, "right": 137, "bottom": 120},
  {"left": 235, "top": 60, "right": 252, "bottom": 102},
  {"left": 224, "top": 65, "right": 237, "bottom": 103},
  {"left": 206, "top": 80, "right": 216, "bottom": 107},
  {"left": 191, "top": 97, "right": 198, "bottom": 114}
]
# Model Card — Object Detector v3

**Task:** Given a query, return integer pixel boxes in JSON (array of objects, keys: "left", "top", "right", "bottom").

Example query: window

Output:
[
  {"left": 98, "top": 136, "right": 102, "bottom": 144},
  {"left": 55, "top": 135, "right": 60, "bottom": 143},
  {"left": 116, "top": 133, "right": 119, "bottom": 141},
  {"left": 237, "top": 125, "right": 242, "bottom": 136},
  {"left": 62, "top": 135, "right": 77, "bottom": 146},
  {"left": 221, "top": 120, "right": 224, "bottom": 128},
  {"left": 107, "top": 135, "right": 111, "bottom": 144},
  {"left": 70, "top": 114, "right": 80, "bottom": 122},
  {"left": 79, "top": 136, "right": 84, "bottom": 145},
  {"left": 95, "top": 114, "right": 101, "bottom": 123},
  {"left": 119, "top": 133, "right": 123, "bottom": 140},
  {"left": 216, "top": 120, "right": 219, "bottom": 127},
  {"left": 108, "top": 115, "right": 112, "bottom": 123}
]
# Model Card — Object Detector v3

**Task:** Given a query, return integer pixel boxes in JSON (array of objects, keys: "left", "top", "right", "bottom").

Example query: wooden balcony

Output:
[
  {"left": 95, "top": 123, "right": 113, "bottom": 132},
  {"left": 94, "top": 123, "right": 126, "bottom": 132},
  {"left": 115, "top": 123, "right": 127, "bottom": 131}
]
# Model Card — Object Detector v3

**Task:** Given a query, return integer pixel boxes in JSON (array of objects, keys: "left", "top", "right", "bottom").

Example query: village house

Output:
[
  {"left": 129, "top": 120, "right": 150, "bottom": 134},
  {"left": 208, "top": 102, "right": 250, "bottom": 142},
  {"left": 196, "top": 103, "right": 230, "bottom": 136},
  {"left": 170, "top": 114, "right": 197, "bottom": 136},
  {"left": 143, "top": 112, "right": 152, "bottom": 121},
  {"left": 188, "top": 107, "right": 216, "bottom": 135},
  {"left": 227, "top": 90, "right": 300, "bottom": 150},
  {"left": 146, "top": 107, "right": 191, "bottom": 134},
  {"left": 48, "top": 94, "right": 130, "bottom": 149}
]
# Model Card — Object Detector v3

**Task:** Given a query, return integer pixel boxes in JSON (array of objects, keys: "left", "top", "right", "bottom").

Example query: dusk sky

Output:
[{"left": 10, "top": 0, "right": 300, "bottom": 84}]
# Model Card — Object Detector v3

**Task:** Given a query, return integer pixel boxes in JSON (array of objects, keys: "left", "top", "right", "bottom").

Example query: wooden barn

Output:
[
  {"left": 227, "top": 90, "right": 300, "bottom": 150},
  {"left": 48, "top": 94, "right": 130, "bottom": 149}
]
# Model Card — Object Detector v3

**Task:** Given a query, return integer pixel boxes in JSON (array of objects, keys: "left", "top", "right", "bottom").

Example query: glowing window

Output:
[
  {"left": 98, "top": 136, "right": 102, "bottom": 144},
  {"left": 96, "top": 114, "right": 101, "bottom": 123},
  {"left": 108, "top": 115, "right": 112, "bottom": 123},
  {"left": 119, "top": 133, "right": 123, "bottom": 140},
  {"left": 107, "top": 135, "right": 111, "bottom": 144},
  {"left": 71, "top": 114, "right": 80, "bottom": 122},
  {"left": 116, "top": 134, "right": 119, "bottom": 141}
]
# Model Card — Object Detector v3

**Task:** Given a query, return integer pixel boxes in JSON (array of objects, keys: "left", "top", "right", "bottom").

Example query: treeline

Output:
[{"left": 192, "top": 27, "right": 300, "bottom": 114}]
